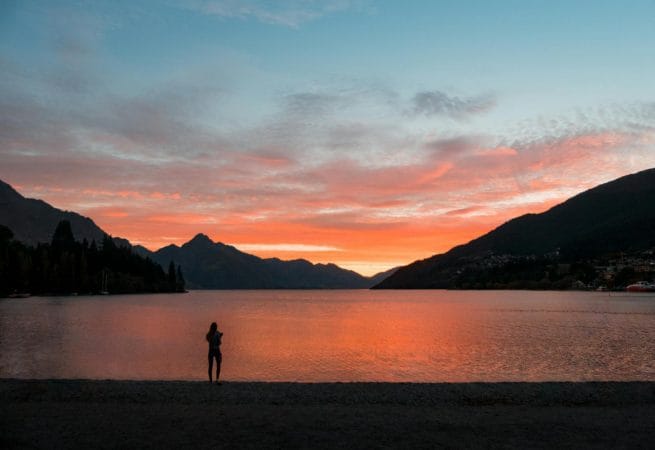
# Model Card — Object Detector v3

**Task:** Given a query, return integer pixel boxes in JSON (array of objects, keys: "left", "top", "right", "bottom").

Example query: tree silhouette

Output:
[
  {"left": 51, "top": 220, "right": 75, "bottom": 249},
  {"left": 168, "top": 261, "right": 177, "bottom": 291},
  {"left": 176, "top": 265, "right": 185, "bottom": 292},
  {"left": 0, "top": 221, "right": 185, "bottom": 296}
]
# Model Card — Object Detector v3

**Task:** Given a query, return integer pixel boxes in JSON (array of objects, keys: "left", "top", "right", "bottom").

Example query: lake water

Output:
[{"left": 1, "top": 290, "right": 655, "bottom": 382}]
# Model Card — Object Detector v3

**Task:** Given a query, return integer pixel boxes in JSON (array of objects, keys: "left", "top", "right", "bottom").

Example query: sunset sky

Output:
[{"left": 1, "top": 1, "right": 655, "bottom": 275}]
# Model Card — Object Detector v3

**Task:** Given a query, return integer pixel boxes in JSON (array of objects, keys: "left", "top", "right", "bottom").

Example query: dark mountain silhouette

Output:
[
  {"left": 0, "top": 178, "right": 404, "bottom": 289},
  {"left": 132, "top": 244, "right": 153, "bottom": 258},
  {"left": 375, "top": 168, "right": 655, "bottom": 289},
  {"left": 0, "top": 179, "right": 130, "bottom": 247},
  {"left": 149, "top": 233, "right": 380, "bottom": 289},
  {"left": 368, "top": 266, "right": 400, "bottom": 286},
  {"left": 0, "top": 220, "right": 183, "bottom": 296}
]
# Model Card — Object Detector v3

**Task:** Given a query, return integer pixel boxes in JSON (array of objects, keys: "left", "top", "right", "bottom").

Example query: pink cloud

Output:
[{"left": 2, "top": 120, "right": 653, "bottom": 272}]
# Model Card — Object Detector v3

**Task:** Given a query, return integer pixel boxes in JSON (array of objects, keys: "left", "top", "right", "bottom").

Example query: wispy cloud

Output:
[
  {"left": 410, "top": 90, "right": 496, "bottom": 119},
  {"left": 283, "top": 92, "right": 345, "bottom": 117},
  {"left": 185, "top": 0, "right": 368, "bottom": 27},
  {"left": 4, "top": 0, "right": 655, "bottom": 276},
  {"left": 2, "top": 39, "right": 654, "bottom": 273},
  {"left": 280, "top": 81, "right": 399, "bottom": 117}
]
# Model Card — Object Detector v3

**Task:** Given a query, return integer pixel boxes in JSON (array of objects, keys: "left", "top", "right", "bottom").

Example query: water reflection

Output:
[{"left": 1, "top": 290, "right": 654, "bottom": 381}]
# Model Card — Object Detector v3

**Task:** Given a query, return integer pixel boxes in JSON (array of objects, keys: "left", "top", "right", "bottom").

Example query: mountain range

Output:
[
  {"left": 4, "top": 167, "right": 654, "bottom": 291},
  {"left": 146, "top": 234, "right": 392, "bottom": 289},
  {"left": 0, "top": 179, "right": 391, "bottom": 289},
  {"left": 375, "top": 168, "right": 655, "bottom": 289}
]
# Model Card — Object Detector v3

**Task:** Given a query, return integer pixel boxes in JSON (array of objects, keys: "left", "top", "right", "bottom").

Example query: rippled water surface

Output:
[{"left": 1, "top": 290, "right": 655, "bottom": 382}]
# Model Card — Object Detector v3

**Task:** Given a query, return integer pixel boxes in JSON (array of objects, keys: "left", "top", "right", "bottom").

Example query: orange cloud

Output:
[
  {"left": 3, "top": 127, "right": 653, "bottom": 276},
  {"left": 88, "top": 207, "right": 130, "bottom": 218}
]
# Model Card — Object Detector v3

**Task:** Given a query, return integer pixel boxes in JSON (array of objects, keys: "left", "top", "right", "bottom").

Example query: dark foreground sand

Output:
[{"left": 2, "top": 380, "right": 654, "bottom": 449}]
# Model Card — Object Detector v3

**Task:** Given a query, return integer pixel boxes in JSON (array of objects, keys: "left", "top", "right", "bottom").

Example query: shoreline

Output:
[{"left": 2, "top": 379, "right": 654, "bottom": 448}]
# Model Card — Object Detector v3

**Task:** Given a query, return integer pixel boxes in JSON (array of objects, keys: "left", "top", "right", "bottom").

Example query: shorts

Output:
[{"left": 208, "top": 350, "right": 222, "bottom": 362}]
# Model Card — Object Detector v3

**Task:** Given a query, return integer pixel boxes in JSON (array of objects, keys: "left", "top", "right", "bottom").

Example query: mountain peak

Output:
[
  {"left": 188, "top": 233, "right": 214, "bottom": 246},
  {"left": 152, "top": 235, "right": 373, "bottom": 289},
  {"left": 0, "top": 179, "right": 24, "bottom": 201}
]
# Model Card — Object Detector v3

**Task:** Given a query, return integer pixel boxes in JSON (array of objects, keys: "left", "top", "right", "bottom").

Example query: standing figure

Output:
[{"left": 206, "top": 322, "right": 223, "bottom": 383}]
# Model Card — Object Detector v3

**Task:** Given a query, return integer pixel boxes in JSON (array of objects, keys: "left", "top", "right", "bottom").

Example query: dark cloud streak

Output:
[{"left": 410, "top": 90, "right": 496, "bottom": 119}]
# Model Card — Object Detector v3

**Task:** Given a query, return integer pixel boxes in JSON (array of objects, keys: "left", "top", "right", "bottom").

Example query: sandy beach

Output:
[{"left": 1, "top": 380, "right": 654, "bottom": 449}]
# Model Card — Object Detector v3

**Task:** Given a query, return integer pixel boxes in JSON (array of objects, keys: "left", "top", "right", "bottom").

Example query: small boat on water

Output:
[{"left": 626, "top": 281, "right": 655, "bottom": 292}]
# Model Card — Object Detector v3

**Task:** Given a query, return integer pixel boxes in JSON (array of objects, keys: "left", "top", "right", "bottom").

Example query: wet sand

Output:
[{"left": 2, "top": 380, "right": 654, "bottom": 449}]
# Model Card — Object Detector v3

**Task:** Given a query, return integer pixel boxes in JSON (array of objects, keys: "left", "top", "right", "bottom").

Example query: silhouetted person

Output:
[{"left": 206, "top": 322, "right": 223, "bottom": 383}]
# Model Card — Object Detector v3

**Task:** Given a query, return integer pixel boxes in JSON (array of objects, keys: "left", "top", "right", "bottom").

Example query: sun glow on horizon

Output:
[{"left": 12, "top": 165, "right": 653, "bottom": 277}]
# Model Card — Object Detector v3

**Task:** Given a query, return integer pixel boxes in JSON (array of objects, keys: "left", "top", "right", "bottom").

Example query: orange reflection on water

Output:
[{"left": 1, "top": 290, "right": 655, "bottom": 382}]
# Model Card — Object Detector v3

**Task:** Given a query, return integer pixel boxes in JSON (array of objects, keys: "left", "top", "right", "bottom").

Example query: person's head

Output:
[{"left": 206, "top": 322, "right": 218, "bottom": 341}]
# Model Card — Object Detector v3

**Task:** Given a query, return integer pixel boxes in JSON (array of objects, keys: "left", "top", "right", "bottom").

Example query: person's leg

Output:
[
  {"left": 208, "top": 355, "right": 213, "bottom": 382},
  {"left": 215, "top": 354, "right": 222, "bottom": 383}
]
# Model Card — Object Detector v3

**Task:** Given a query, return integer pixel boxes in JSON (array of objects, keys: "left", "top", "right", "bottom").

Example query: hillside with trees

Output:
[
  {"left": 374, "top": 168, "right": 655, "bottom": 289},
  {"left": 0, "top": 221, "right": 184, "bottom": 297},
  {"left": 0, "top": 179, "right": 130, "bottom": 247}
]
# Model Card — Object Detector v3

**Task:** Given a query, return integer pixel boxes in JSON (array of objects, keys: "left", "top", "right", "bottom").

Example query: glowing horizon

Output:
[
  {"left": 6, "top": 175, "right": 620, "bottom": 276},
  {"left": 2, "top": 1, "right": 655, "bottom": 276}
]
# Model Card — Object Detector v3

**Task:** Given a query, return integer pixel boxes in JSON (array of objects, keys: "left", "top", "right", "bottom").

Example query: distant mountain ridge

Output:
[
  {"left": 0, "top": 179, "right": 388, "bottom": 289},
  {"left": 149, "top": 233, "right": 386, "bottom": 289},
  {"left": 375, "top": 168, "right": 655, "bottom": 289}
]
